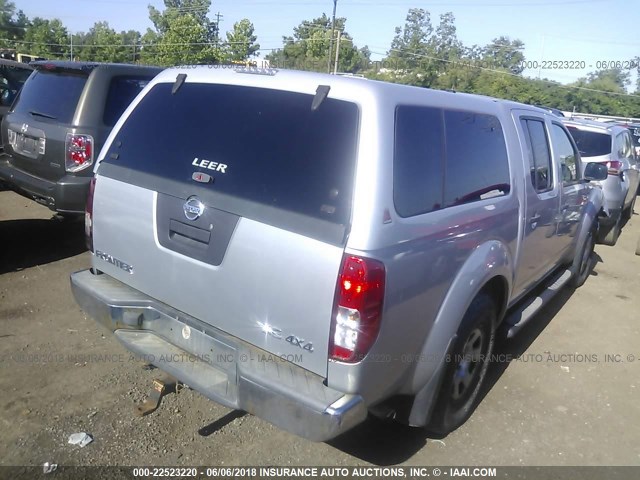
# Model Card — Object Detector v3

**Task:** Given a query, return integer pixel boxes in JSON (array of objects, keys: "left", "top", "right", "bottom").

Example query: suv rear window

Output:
[
  {"left": 103, "top": 76, "right": 151, "bottom": 126},
  {"left": 12, "top": 70, "right": 87, "bottom": 124},
  {"left": 105, "top": 83, "right": 359, "bottom": 226},
  {"left": 566, "top": 127, "right": 611, "bottom": 157}
]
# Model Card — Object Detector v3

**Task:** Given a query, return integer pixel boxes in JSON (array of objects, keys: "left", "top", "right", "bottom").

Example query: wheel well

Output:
[{"left": 478, "top": 276, "right": 509, "bottom": 323}]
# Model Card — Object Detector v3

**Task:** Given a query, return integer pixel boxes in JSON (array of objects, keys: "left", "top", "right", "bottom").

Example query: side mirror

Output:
[{"left": 584, "top": 162, "right": 608, "bottom": 182}]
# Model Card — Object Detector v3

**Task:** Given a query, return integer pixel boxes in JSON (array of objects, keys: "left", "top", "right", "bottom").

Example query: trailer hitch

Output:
[{"left": 135, "top": 375, "right": 183, "bottom": 417}]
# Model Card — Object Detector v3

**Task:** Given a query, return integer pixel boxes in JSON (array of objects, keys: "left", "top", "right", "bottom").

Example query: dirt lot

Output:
[{"left": 1, "top": 189, "right": 639, "bottom": 468}]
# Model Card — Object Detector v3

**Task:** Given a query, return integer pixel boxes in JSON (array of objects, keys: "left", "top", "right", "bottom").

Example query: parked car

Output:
[
  {"left": 563, "top": 119, "right": 640, "bottom": 245},
  {"left": 0, "top": 58, "right": 33, "bottom": 121},
  {"left": 0, "top": 61, "right": 162, "bottom": 215},
  {"left": 71, "top": 68, "right": 607, "bottom": 441}
]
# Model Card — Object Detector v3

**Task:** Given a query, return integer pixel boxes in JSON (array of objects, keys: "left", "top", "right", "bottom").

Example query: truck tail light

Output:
[
  {"left": 329, "top": 255, "right": 385, "bottom": 363},
  {"left": 85, "top": 177, "right": 96, "bottom": 252},
  {"left": 65, "top": 133, "right": 94, "bottom": 172},
  {"left": 601, "top": 160, "right": 623, "bottom": 176}
]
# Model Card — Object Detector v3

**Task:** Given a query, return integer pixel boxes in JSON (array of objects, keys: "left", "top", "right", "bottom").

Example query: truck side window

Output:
[
  {"left": 394, "top": 106, "right": 444, "bottom": 217},
  {"left": 520, "top": 118, "right": 552, "bottom": 192},
  {"left": 551, "top": 123, "right": 580, "bottom": 185},
  {"left": 443, "top": 111, "right": 510, "bottom": 207}
]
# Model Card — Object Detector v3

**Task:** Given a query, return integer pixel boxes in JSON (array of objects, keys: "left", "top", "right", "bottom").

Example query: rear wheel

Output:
[
  {"left": 426, "top": 293, "right": 496, "bottom": 436},
  {"left": 636, "top": 236, "right": 640, "bottom": 256}
]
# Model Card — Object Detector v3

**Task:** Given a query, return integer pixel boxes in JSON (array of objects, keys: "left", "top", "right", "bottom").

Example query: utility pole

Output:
[
  {"left": 70, "top": 34, "right": 73, "bottom": 61},
  {"left": 333, "top": 30, "right": 341, "bottom": 74},
  {"left": 327, "top": 0, "right": 337, "bottom": 73},
  {"left": 214, "top": 12, "right": 223, "bottom": 58}
]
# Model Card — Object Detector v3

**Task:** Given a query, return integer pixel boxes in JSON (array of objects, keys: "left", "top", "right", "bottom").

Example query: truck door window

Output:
[
  {"left": 551, "top": 123, "right": 580, "bottom": 185},
  {"left": 520, "top": 118, "right": 552, "bottom": 192}
]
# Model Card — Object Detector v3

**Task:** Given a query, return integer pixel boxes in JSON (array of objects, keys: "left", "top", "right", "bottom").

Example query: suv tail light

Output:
[
  {"left": 65, "top": 133, "right": 94, "bottom": 172},
  {"left": 329, "top": 255, "right": 385, "bottom": 363},
  {"left": 601, "top": 160, "right": 623, "bottom": 176},
  {"left": 85, "top": 177, "right": 96, "bottom": 252}
]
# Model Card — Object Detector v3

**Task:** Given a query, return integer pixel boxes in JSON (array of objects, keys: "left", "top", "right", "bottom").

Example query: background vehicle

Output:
[
  {"left": 0, "top": 59, "right": 33, "bottom": 122},
  {"left": 71, "top": 68, "right": 606, "bottom": 441},
  {"left": 0, "top": 61, "right": 162, "bottom": 215},
  {"left": 564, "top": 119, "right": 640, "bottom": 245}
]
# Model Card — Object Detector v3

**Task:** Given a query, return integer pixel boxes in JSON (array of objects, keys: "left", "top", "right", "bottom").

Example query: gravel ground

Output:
[{"left": 1, "top": 189, "right": 639, "bottom": 468}]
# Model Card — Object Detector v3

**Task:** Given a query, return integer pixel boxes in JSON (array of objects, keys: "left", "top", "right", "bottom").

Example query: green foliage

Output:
[
  {"left": 0, "top": 0, "right": 27, "bottom": 47},
  {"left": 19, "top": 17, "right": 68, "bottom": 58},
  {"left": 225, "top": 19, "right": 259, "bottom": 61},
  {"left": 145, "top": 0, "right": 220, "bottom": 66},
  {"left": 74, "top": 22, "right": 134, "bottom": 63},
  {"left": 265, "top": 14, "right": 369, "bottom": 73},
  {"left": 5, "top": 2, "right": 639, "bottom": 117},
  {"left": 483, "top": 36, "right": 525, "bottom": 74}
]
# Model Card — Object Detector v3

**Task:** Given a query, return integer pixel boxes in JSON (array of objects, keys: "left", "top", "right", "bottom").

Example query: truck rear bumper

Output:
[
  {"left": 0, "top": 156, "right": 90, "bottom": 213},
  {"left": 70, "top": 269, "right": 367, "bottom": 442}
]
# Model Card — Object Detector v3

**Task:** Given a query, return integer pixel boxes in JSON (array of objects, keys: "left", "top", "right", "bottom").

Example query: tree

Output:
[
  {"left": 144, "top": 0, "right": 220, "bottom": 66},
  {"left": 20, "top": 17, "right": 69, "bottom": 59},
  {"left": 388, "top": 8, "right": 433, "bottom": 70},
  {"left": 75, "top": 22, "right": 127, "bottom": 63},
  {"left": 482, "top": 36, "right": 525, "bottom": 75},
  {"left": 154, "top": 12, "right": 215, "bottom": 66},
  {"left": 266, "top": 15, "right": 369, "bottom": 73},
  {"left": 225, "top": 19, "right": 259, "bottom": 61},
  {"left": 0, "top": 0, "right": 28, "bottom": 47}
]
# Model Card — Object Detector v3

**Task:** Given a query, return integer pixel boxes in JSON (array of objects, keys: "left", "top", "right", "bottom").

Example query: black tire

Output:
[
  {"left": 636, "top": 236, "right": 640, "bottom": 256},
  {"left": 570, "top": 224, "right": 596, "bottom": 288},
  {"left": 622, "top": 194, "right": 636, "bottom": 221},
  {"left": 599, "top": 213, "right": 621, "bottom": 246},
  {"left": 426, "top": 293, "right": 496, "bottom": 436}
]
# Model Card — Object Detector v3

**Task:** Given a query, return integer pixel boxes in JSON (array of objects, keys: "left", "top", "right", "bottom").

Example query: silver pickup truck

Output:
[{"left": 71, "top": 67, "right": 607, "bottom": 441}]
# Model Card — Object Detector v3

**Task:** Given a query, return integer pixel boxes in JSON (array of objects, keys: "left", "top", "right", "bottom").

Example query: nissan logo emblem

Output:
[{"left": 183, "top": 196, "right": 205, "bottom": 221}]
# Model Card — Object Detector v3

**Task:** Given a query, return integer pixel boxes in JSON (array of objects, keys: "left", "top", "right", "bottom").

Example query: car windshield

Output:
[{"left": 566, "top": 127, "right": 611, "bottom": 157}]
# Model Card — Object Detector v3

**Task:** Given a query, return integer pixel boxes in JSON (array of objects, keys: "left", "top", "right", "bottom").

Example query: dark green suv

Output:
[{"left": 0, "top": 61, "right": 162, "bottom": 214}]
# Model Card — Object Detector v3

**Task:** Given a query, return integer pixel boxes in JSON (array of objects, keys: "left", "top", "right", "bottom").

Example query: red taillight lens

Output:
[
  {"left": 601, "top": 160, "right": 623, "bottom": 176},
  {"left": 66, "top": 133, "right": 94, "bottom": 172},
  {"left": 330, "top": 255, "right": 385, "bottom": 363},
  {"left": 85, "top": 177, "right": 96, "bottom": 252}
]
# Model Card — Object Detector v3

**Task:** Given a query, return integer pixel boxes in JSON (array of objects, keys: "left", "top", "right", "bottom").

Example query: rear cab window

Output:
[
  {"left": 394, "top": 105, "right": 510, "bottom": 218},
  {"left": 100, "top": 82, "right": 359, "bottom": 234},
  {"left": 11, "top": 70, "right": 88, "bottom": 124}
]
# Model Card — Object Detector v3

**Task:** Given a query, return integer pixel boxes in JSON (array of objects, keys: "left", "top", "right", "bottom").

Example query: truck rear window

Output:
[
  {"left": 105, "top": 82, "right": 359, "bottom": 226},
  {"left": 12, "top": 70, "right": 88, "bottom": 124},
  {"left": 566, "top": 127, "right": 611, "bottom": 157}
]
